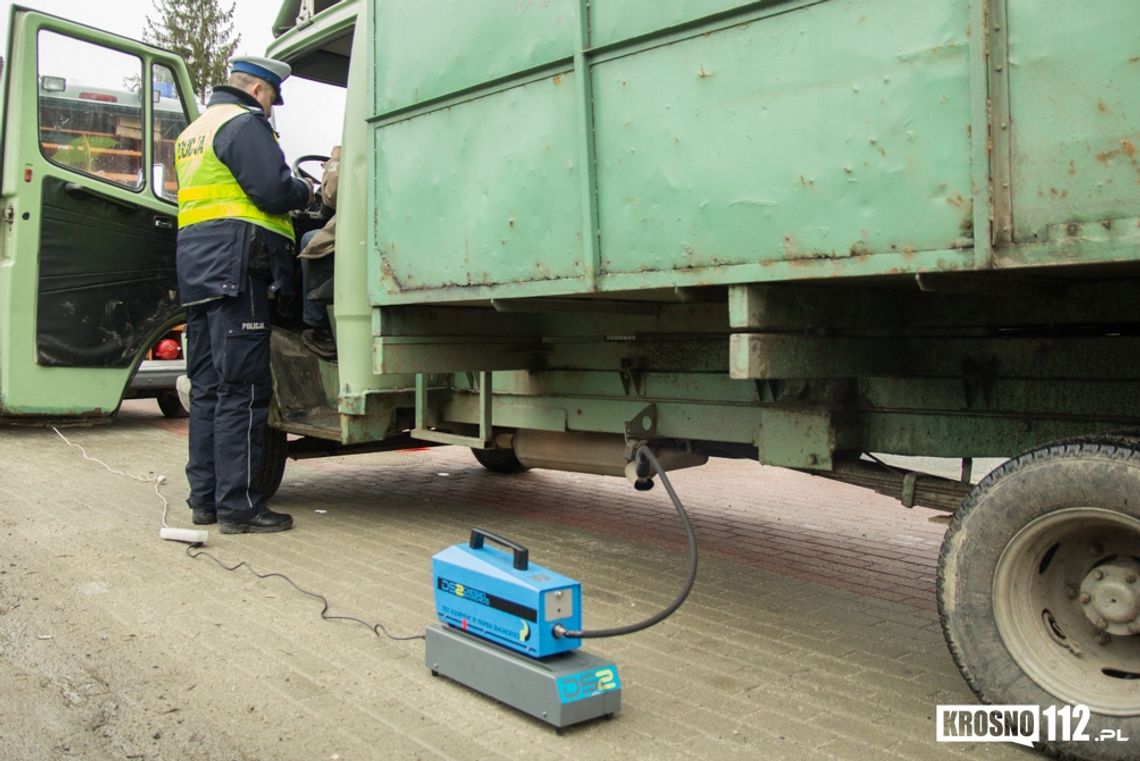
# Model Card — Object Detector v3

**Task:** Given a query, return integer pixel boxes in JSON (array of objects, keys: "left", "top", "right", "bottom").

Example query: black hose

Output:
[{"left": 553, "top": 446, "right": 698, "bottom": 639}]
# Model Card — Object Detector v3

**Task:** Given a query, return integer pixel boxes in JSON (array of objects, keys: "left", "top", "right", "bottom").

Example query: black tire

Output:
[
  {"left": 938, "top": 441, "right": 1140, "bottom": 761},
  {"left": 157, "top": 390, "right": 188, "bottom": 418},
  {"left": 470, "top": 447, "right": 529, "bottom": 474},
  {"left": 254, "top": 427, "right": 289, "bottom": 501}
]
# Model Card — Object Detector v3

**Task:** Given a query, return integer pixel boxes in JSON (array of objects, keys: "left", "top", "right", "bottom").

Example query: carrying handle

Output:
[{"left": 469, "top": 528, "right": 529, "bottom": 571}]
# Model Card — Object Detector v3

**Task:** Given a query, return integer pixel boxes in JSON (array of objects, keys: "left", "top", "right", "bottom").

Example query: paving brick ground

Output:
[{"left": 0, "top": 401, "right": 1038, "bottom": 760}]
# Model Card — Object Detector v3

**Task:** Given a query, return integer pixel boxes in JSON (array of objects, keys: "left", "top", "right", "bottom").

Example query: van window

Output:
[
  {"left": 151, "top": 62, "right": 190, "bottom": 202},
  {"left": 37, "top": 31, "right": 144, "bottom": 191}
]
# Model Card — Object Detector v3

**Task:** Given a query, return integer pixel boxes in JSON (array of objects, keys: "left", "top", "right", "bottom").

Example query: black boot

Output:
[
  {"left": 191, "top": 506, "right": 217, "bottom": 525},
  {"left": 302, "top": 328, "right": 337, "bottom": 360},
  {"left": 218, "top": 507, "right": 294, "bottom": 534}
]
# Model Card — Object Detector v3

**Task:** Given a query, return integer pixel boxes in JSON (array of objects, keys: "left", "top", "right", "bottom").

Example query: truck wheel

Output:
[
  {"left": 254, "top": 427, "right": 289, "bottom": 501},
  {"left": 157, "top": 390, "right": 188, "bottom": 418},
  {"left": 938, "top": 440, "right": 1140, "bottom": 761},
  {"left": 470, "top": 448, "right": 529, "bottom": 474}
]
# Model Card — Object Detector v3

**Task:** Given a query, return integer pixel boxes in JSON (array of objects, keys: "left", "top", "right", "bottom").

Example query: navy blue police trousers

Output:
[{"left": 184, "top": 275, "right": 273, "bottom": 521}]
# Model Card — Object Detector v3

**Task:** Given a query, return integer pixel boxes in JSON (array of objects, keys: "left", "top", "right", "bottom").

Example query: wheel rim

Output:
[{"left": 994, "top": 507, "right": 1140, "bottom": 716}]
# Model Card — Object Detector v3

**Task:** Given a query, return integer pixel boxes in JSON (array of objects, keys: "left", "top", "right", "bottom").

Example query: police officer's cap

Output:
[{"left": 230, "top": 56, "right": 291, "bottom": 105}]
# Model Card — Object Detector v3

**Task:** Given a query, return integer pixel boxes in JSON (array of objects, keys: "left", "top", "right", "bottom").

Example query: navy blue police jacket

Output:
[{"left": 175, "top": 86, "right": 310, "bottom": 306}]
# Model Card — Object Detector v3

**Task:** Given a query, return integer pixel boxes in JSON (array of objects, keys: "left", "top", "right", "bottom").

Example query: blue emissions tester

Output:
[
  {"left": 425, "top": 447, "right": 698, "bottom": 730},
  {"left": 426, "top": 529, "right": 622, "bottom": 728}
]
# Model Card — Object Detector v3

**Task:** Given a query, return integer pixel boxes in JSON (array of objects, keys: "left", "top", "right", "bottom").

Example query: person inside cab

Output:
[{"left": 298, "top": 146, "right": 339, "bottom": 360}]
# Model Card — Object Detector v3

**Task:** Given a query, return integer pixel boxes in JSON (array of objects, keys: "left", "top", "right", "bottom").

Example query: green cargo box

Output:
[{"left": 366, "top": 0, "right": 1140, "bottom": 305}]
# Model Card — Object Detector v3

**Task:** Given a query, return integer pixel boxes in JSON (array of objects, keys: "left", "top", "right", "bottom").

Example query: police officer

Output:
[{"left": 175, "top": 56, "right": 312, "bottom": 534}]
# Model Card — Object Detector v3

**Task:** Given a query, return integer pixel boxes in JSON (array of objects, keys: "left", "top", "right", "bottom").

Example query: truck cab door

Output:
[{"left": 0, "top": 10, "right": 197, "bottom": 418}]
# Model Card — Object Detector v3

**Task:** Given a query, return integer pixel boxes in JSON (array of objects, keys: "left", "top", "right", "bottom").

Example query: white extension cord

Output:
[{"left": 52, "top": 428, "right": 208, "bottom": 545}]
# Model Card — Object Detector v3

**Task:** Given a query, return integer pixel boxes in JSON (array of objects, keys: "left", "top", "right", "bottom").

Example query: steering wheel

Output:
[{"left": 292, "top": 154, "right": 330, "bottom": 185}]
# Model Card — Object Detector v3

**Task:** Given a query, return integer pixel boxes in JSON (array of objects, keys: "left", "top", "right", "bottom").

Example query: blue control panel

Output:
[{"left": 433, "top": 530, "right": 582, "bottom": 658}]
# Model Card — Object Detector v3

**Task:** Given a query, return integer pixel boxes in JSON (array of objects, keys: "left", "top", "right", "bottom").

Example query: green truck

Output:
[{"left": 1, "top": 2, "right": 1137, "bottom": 756}]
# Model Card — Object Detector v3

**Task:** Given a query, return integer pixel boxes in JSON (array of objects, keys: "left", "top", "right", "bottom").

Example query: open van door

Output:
[{"left": 0, "top": 10, "right": 197, "bottom": 418}]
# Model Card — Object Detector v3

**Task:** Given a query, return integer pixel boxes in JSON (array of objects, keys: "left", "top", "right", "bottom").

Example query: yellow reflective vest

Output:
[{"left": 174, "top": 104, "right": 295, "bottom": 242}]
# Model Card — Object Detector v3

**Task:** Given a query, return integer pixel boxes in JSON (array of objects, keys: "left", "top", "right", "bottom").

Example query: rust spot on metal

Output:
[
  {"left": 798, "top": 175, "right": 814, "bottom": 188},
  {"left": 771, "top": 241, "right": 854, "bottom": 267},
  {"left": 379, "top": 255, "right": 407, "bottom": 292},
  {"left": 1066, "top": 223, "right": 1080, "bottom": 237},
  {"left": 1069, "top": 160, "right": 1077, "bottom": 176},
  {"left": 946, "top": 193, "right": 966, "bottom": 209},
  {"left": 552, "top": 75, "right": 562, "bottom": 86},
  {"left": 901, "top": 245, "right": 917, "bottom": 258},
  {"left": 787, "top": 251, "right": 843, "bottom": 267},
  {"left": 1097, "top": 141, "right": 1136, "bottom": 163},
  {"left": 849, "top": 241, "right": 871, "bottom": 257},
  {"left": 1098, "top": 99, "right": 1110, "bottom": 114},
  {"left": 781, "top": 235, "right": 796, "bottom": 260}
]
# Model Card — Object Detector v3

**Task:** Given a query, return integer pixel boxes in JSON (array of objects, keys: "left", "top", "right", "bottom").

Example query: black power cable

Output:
[
  {"left": 184, "top": 544, "right": 426, "bottom": 642},
  {"left": 50, "top": 428, "right": 423, "bottom": 641},
  {"left": 54, "top": 424, "right": 694, "bottom": 645},
  {"left": 554, "top": 446, "right": 698, "bottom": 639},
  {"left": 186, "top": 445, "right": 696, "bottom": 646}
]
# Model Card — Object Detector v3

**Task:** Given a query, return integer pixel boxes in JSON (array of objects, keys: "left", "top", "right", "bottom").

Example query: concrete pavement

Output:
[{"left": 0, "top": 401, "right": 1034, "bottom": 760}]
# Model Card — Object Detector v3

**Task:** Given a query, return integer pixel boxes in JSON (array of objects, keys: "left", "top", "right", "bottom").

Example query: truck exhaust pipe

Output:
[{"left": 505, "top": 429, "right": 707, "bottom": 484}]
